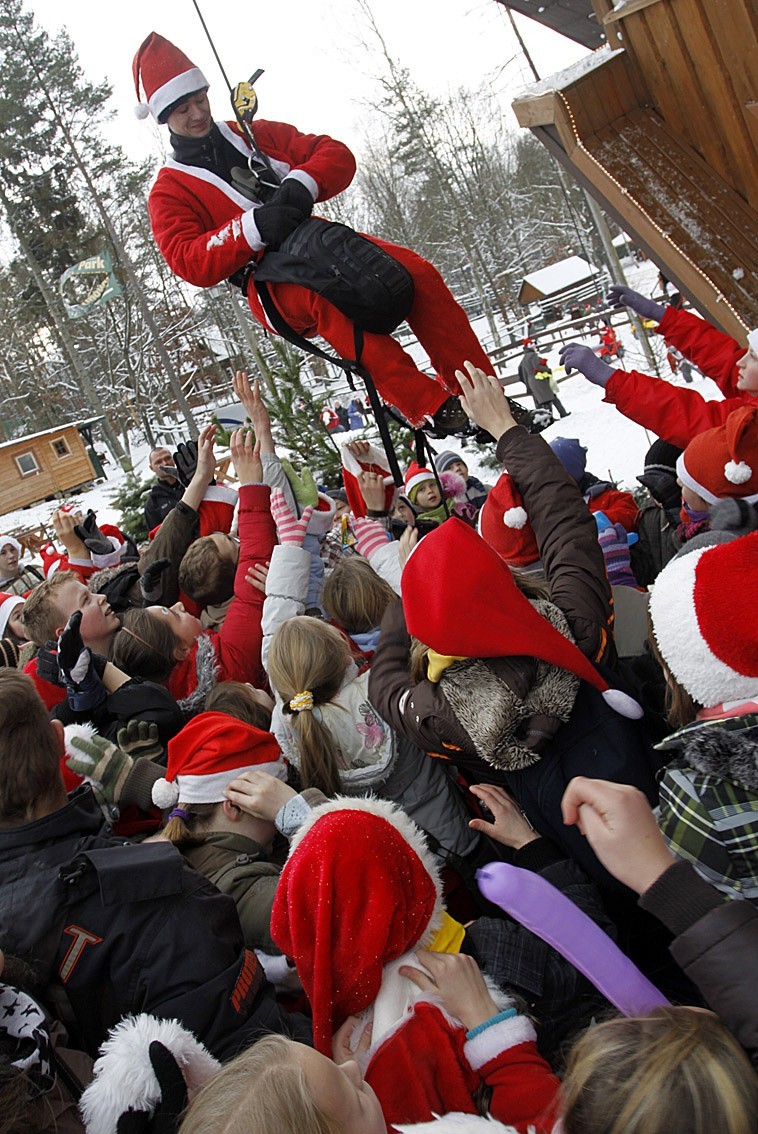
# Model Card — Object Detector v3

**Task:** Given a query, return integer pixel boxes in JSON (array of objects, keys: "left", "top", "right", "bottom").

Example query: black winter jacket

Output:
[
  {"left": 0, "top": 788, "right": 310, "bottom": 1059},
  {"left": 144, "top": 477, "right": 184, "bottom": 533}
]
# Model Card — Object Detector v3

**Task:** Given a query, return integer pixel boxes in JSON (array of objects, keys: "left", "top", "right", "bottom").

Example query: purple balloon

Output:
[{"left": 477, "top": 861, "right": 669, "bottom": 1018}]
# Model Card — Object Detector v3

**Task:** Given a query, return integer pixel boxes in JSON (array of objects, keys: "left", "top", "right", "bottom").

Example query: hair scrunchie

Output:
[{"left": 289, "top": 691, "right": 315, "bottom": 712}]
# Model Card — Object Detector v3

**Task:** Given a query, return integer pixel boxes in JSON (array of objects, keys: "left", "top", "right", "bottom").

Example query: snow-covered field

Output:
[{"left": 1, "top": 259, "right": 725, "bottom": 561}]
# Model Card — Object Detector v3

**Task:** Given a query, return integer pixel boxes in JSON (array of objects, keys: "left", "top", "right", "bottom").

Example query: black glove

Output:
[
  {"left": 57, "top": 610, "right": 108, "bottom": 712},
  {"left": 255, "top": 180, "right": 312, "bottom": 249},
  {"left": 116, "top": 1042, "right": 189, "bottom": 1134},
  {"left": 73, "top": 510, "right": 114, "bottom": 556},
  {"left": 172, "top": 441, "right": 198, "bottom": 488},
  {"left": 140, "top": 557, "right": 171, "bottom": 605},
  {"left": 37, "top": 642, "right": 64, "bottom": 687}
]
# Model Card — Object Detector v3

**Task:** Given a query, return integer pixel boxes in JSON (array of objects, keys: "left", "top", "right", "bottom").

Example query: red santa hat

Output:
[
  {"left": 132, "top": 32, "right": 209, "bottom": 123},
  {"left": 402, "top": 519, "right": 642, "bottom": 718},
  {"left": 38, "top": 542, "right": 64, "bottom": 579},
  {"left": 478, "top": 472, "right": 540, "bottom": 568},
  {"left": 152, "top": 711, "right": 285, "bottom": 809},
  {"left": 649, "top": 531, "right": 758, "bottom": 708},
  {"left": 271, "top": 797, "right": 444, "bottom": 1054},
  {"left": 404, "top": 462, "right": 436, "bottom": 503},
  {"left": 340, "top": 441, "right": 396, "bottom": 518},
  {"left": 196, "top": 485, "right": 238, "bottom": 538},
  {"left": 0, "top": 592, "right": 24, "bottom": 638},
  {"left": 677, "top": 406, "right": 758, "bottom": 505}
]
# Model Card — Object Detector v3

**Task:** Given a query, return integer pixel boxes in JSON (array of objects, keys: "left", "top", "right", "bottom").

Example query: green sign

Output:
[{"left": 60, "top": 250, "right": 123, "bottom": 318}]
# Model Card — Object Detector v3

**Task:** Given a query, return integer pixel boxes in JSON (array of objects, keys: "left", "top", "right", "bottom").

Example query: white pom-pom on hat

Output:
[
  {"left": 503, "top": 507, "right": 527, "bottom": 530},
  {"left": 724, "top": 459, "right": 752, "bottom": 485},
  {"left": 134, "top": 102, "right": 151, "bottom": 120},
  {"left": 152, "top": 778, "right": 179, "bottom": 809},
  {"left": 601, "top": 688, "right": 644, "bottom": 719}
]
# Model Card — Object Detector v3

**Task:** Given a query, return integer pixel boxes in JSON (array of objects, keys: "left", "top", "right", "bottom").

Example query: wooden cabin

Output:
[
  {"left": 0, "top": 420, "right": 102, "bottom": 512},
  {"left": 510, "top": 0, "right": 757, "bottom": 340}
]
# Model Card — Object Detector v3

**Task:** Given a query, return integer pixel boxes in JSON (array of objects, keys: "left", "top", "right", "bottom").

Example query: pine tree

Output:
[{"left": 108, "top": 470, "right": 152, "bottom": 544}]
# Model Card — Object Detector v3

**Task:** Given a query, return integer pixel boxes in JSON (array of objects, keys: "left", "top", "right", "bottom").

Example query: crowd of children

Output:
[{"left": 0, "top": 288, "right": 756, "bottom": 1133}]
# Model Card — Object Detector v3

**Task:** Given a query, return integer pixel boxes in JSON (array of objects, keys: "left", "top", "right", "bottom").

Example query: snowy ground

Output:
[{"left": 1, "top": 258, "right": 724, "bottom": 564}]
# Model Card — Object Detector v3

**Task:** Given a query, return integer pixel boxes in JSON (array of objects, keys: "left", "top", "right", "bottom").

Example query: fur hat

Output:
[
  {"left": 152, "top": 711, "right": 285, "bottom": 809},
  {"left": 132, "top": 32, "right": 209, "bottom": 122},
  {"left": 478, "top": 472, "right": 539, "bottom": 568},
  {"left": 402, "top": 519, "right": 641, "bottom": 718},
  {"left": 271, "top": 797, "right": 444, "bottom": 1054},
  {"left": 404, "top": 462, "right": 436, "bottom": 503},
  {"left": 677, "top": 406, "right": 758, "bottom": 505},
  {"left": 549, "top": 437, "right": 587, "bottom": 483},
  {"left": 649, "top": 530, "right": 758, "bottom": 707},
  {"left": 0, "top": 592, "right": 24, "bottom": 638}
]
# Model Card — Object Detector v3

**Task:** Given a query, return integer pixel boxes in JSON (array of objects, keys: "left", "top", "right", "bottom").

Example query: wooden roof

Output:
[{"left": 494, "top": 1, "right": 605, "bottom": 49}]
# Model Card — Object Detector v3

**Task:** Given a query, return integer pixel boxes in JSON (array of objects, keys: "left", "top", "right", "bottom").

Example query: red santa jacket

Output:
[
  {"left": 365, "top": 1000, "right": 559, "bottom": 1132},
  {"left": 167, "top": 483, "right": 275, "bottom": 700},
  {"left": 603, "top": 305, "right": 753, "bottom": 447},
  {"left": 148, "top": 119, "right": 356, "bottom": 328}
]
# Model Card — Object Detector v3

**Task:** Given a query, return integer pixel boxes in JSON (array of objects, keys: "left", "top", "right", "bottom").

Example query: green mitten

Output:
[
  {"left": 116, "top": 719, "right": 163, "bottom": 762},
  {"left": 280, "top": 459, "right": 318, "bottom": 509},
  {"left": 66, "top": 730, "right": 134, "bottom": 806}
]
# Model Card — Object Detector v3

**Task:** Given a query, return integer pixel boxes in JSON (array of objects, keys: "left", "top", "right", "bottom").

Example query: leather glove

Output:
[
  {"left": 280, "top": 459, "right": 319, "bottom": 509},
  {"left": 116, "top": 719, "right": 163, "bottom": 762},
  {"left": 116, "top": 1042, "right": 189, "bottom": 1134},
  {"left": 172, "top": 441, "right": 198, "bottom": 488},
  {"left": 254, "top": 182, "right": 312, "bottom": 250},
  {"left": 559, "top": 343, "right": 614, "bottom": 387},
  {"left": 270, "top": 488, "right": 313, "bottom": 546},
  {"left": 73, "top": 510, "right": 114, "bottom": 556},
  {"left": 140, "top": 557, "right": 171, "bottom": 605},
  {"left": 65, "top": 729, "right": 134, "bottom": 806},
  {"left": 606, "top": 284, "right": 665, "bottom": 323},
  {"left": 57, "top": 611, "right": 107, "bottom": 712}
]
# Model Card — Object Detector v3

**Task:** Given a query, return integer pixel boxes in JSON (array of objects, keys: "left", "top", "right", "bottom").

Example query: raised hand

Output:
[
  {"left": 559, "top": 343, "right": 614, "bottom": 387},
  {"left": 606, "top": 284, "right": 665, "bottom": 323}
]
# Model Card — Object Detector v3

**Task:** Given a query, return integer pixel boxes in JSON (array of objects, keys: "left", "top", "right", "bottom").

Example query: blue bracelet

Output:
[{"left": 465, "top": 1007, "right": 517, "bottom": 1041}]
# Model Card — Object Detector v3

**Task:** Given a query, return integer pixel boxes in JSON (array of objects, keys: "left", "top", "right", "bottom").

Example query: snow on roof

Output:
[
  {"left": 0, "top": 417, "right": 104, "bottom": 451},
  {"left": 514, "top": 45, "right": 625, "bottom": 99},
  {"left": 521, "top": 256, "right": 599, "bottom": 298}
]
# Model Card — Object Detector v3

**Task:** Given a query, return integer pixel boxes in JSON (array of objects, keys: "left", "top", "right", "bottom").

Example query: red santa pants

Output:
[{"left": 246, "top": 235, "right": 493, "bottom": 426}]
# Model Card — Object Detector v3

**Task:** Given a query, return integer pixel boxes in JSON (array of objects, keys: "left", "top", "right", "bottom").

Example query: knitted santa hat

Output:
[
  {"left": 402, "top": 519, "right": 642, "bottom": 718},
  {"left": 649, "top": 531, "right": 758, "bottom": 707},
  {"left": 152, "top": 711, "right": 285, "bottom": 809},
  {"left": 0, "top": 592, "right": 24, "bottom": 638},
  {"left": 478, "top": 472, "right": 539, "bottom": 568},
  {"left": 271, "top": 796, "right": 444, "bottom": 1054},
  {"left": 132, "top": 32, "right": 209, "bottom": 123},
  {"left": 340, "top": 441, "right": 395, "bottom": 518},
  {"left": 677, "top": 406, "right": 758, "bottom": 505},
  {"left": 404, "top": 462, "right": 436, "bottom": 503}
]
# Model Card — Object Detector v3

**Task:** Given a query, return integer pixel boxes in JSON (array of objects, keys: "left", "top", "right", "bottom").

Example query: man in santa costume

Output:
[{"left": 133, "top": 32, "right": 495, "bottom": 434}]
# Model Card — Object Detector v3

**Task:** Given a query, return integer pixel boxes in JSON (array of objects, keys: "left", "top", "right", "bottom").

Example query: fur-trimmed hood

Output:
[{"left": 657, "top": 714, "right": 758, "bottom": 791}]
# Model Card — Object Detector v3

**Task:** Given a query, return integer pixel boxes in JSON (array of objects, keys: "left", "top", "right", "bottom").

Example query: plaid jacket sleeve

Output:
[{"left": 657, "top": 767, "right": 758, "bottom": 901}]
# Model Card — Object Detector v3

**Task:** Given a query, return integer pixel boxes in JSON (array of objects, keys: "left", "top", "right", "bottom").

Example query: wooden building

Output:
[
  {"left": 0, "top": 420, "right": 102, "bottom": 512},
  {"left": 510, "top": 0, "right": 757, "bottom": 340}
]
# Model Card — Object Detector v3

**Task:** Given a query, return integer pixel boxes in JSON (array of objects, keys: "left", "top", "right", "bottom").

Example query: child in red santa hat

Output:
[{"left": 175, "top": 795, "right": 559, "bottom": 1133}]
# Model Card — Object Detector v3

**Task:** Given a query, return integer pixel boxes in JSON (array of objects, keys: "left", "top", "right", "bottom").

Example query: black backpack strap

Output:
[{"left": 255, "top": 281, "right": 405, "bottom": 487}]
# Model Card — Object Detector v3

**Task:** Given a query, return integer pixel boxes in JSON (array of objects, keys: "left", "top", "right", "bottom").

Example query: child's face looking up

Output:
[{"left": 414, "top": 480, "right": 442, "bottom": 510}]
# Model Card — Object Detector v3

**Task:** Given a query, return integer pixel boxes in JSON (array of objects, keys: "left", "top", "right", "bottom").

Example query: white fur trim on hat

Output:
[
  {"left": 79, "top": 1014, "right": 220, "bottom": 1134},
  {"left": 675, "top": 452, "right": 719, "bottom": 505},
  {"left": 503, "top": 507, "right": 527, "bottom": 529},
  {"left": 747, "top": 329, "right": 758, "bottom": 355},
  {"left": 0, "top": 593, "right": 24, "bottom": 638},
  {"left": 151, "top": 777, "right": 180, "bottom": 809},
  {"left": 173, "top": 761, "right": 285, "bottom": 805},
  {"left": 724, "top": 459, "right": 753, "bottom": 485},
  {"left": 650, "top": 543, "right": 756, "bottom": 706},
  {"left": 405, "top": 470, "right": 435, "bottom": 496},
  {"left": 394, "top": 1116, "right": 521, "bottom": 1132},
  {"left": 202, "top": 484, "right": 238, "bottom": 507},
  {"left": 148, "top": 66, "right": 209, "bottom": 122}
]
